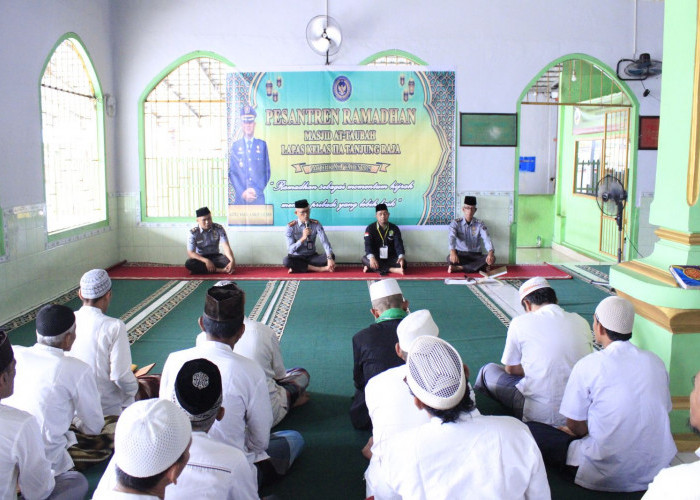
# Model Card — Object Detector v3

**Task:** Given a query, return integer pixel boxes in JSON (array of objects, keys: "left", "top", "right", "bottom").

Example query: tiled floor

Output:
[{"left": 516, "top": 244, "right": 610, "bottom": 265}]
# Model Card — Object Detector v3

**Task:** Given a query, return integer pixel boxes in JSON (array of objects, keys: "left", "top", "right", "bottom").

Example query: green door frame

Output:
[{"left": 511, "top": 53, "right": 641, "bottom": 263}]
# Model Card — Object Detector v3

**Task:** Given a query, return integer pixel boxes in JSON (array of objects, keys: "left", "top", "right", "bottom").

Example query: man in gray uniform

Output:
[
  {"left": 284, "top": 199, "right": 336, "bottom": 273},
  {"left": 447, "top": 195, "right": 495, "bottom": 273},
  {"left": 185, "top": 206, "right": 236, "bottom": 274}
]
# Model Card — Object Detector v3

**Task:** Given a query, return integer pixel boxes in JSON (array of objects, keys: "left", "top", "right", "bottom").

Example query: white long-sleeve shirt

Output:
[
  {"left": 70, "top": 306, "right": 138, "bottom": 416},
  {"left": 4, "top": 344, "right": 104, "bottom": 474},
  {"left": 0, "top": 404, "right": 55, "bottom": 500}
]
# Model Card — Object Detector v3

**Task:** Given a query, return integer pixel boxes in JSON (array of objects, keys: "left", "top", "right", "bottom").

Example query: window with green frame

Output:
[
  {"left": 360, "top": 50, "right": 427, "bottom": 66},
  {"left": 140, "top": 54, "right": 234, "bottom": 220},
  {"left": 40, "top": 34, "right": 107, "bottom": 237}
]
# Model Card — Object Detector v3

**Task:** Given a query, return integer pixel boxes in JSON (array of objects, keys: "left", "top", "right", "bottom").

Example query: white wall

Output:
[{"left": 0, "top": 0, "right": 665, "bottom": 321}]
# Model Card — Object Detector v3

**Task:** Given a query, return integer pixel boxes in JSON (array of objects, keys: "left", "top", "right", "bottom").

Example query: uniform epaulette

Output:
[
  {"left": 310, "top": 219, "right": 319, "bottom": 224},
  {"left": 288, "top": 220, "right": 297, "bottom": 226},
  {"left": 212, "top": 222, "right": 223, "bottom": 229},
  {"left": 454, "top": 218, "right": 461, "bottom": 223},
  {"left": 190, "top": 226, "right": 199, "bottom": 234}
]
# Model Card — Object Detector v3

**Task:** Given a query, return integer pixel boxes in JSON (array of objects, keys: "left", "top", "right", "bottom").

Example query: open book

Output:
[{"left": 479, "top": 265, "right": 508, "bottom": 278}]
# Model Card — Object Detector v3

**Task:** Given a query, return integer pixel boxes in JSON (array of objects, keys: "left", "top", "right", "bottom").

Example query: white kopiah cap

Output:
[
  {"left": 397, "top": 310, "right": 439, "bottom": 352},
  {"left": 114, "top": 399, "right": 191, "bottom": 478},
  {"left": 407, "top": 336, "right": 466, "bottom": 411},
  {"left": 80, "top": 269, "right": 112, "bottom": 300},
  {"left": 518, "top": 277, "right": 551, "bottom": 302},
  {"left": 369, "top": 278, "right": 403, "bottom": 301},
  {"left": 595, "top": 296, "right": 635, "bottom": 334}
]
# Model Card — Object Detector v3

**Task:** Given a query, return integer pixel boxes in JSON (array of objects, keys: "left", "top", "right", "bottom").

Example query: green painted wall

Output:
[{"left": 516, "top": 195, "right": 554, "bottom": 247}]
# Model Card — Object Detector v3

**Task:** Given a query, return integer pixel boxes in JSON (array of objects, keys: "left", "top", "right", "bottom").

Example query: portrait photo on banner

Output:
[{"left": 225, "top": 68, "right": 456, "bottom": 227}]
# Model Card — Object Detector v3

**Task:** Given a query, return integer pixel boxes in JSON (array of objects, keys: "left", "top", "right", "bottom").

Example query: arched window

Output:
[
  {"left": 360, "top": 50, "right": 427, "bottom": 66},
  {"left": 140, "top": 53, "right": 234, "bottom": 220},
  {"left": 40, "top": 34, "right": 107, "bottom": 237}
]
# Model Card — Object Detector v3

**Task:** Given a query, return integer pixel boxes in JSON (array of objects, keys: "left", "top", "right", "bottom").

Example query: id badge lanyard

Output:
[{"left": 377, "top": 223, "right": 389, "bottom": 259}]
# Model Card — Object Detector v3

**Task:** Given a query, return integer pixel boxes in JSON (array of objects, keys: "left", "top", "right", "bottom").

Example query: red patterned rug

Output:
[{"left": 107, "top": 262, "right": 571, "bottom": 281}]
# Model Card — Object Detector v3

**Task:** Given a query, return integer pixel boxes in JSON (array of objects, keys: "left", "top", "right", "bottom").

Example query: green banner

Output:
[{"left": 226, "top": 69, "right": 455, "bottom": 226}]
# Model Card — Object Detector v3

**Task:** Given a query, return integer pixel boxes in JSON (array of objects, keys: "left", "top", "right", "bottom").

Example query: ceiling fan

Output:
[
  {"left": 306, "top": 14, "right": 342, "bottom": 65},
  {"left": 616, "top": 53, "right": 662, "bottom": 81}
]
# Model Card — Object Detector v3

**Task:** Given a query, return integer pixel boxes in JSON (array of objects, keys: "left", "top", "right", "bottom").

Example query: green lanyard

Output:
[{"left": 377, "top": 223, "right": 390, "bottom": 247}]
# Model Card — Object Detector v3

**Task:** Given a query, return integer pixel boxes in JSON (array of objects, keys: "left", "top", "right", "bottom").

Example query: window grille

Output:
[
  {"left": 142, "top": 56, "right": 234, "bottom": 219},
  {"left": 362, "top": 50, "right": 427, "bottom": 66},
  {"left": 40, "top": 37, "right": 106, "bottom": 235}
]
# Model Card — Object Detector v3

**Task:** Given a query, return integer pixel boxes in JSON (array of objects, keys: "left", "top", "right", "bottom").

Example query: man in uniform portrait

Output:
[
  {"left": 362, "top": 203, "right": 406, "bottom": 276},
  {"left": 447, "top": 195, "right": 495, "bottom": 273},
  {"left": 185, "top": 207, "right": 235, "bottom": 274},
  {"left": 228, "top": 106, "right": 271, "bottom": 205},
  {"left": 284, "top": 199, "right": 336, "bottom": 273}
]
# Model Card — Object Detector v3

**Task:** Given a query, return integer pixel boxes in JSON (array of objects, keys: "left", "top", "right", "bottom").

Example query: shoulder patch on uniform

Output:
[
  {"left": 454, "top": 218, "right": 461, "bottom": 223},
  {"left": 309, "top": 219, "right": 319, "bottom": 224},
  {"left": 288, "top": 220, "right": 297, "bottom": 226},
  {"left": 212, "top": 223, "right": 223, "bottom": 230},
  {"left": 190, "top": 226, "right": 199, "bottom": 234}
]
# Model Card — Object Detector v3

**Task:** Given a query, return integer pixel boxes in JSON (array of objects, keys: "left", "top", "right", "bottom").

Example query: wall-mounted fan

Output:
[
  {"left": 616, "top": 53, "right": 662, "bottom": 81},
  {"left": 596, "top": 175, "right": 628, "bottom": 263},
  {"left": 306, "top": 15, "right": 342, "bottom": 65}
]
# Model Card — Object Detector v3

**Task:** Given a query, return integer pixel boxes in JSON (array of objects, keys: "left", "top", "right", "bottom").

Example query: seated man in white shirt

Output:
[
  {"left": 643, "top": 370, "right": 700, "bottom": 499},
  {"left": 4, "top": 304, "right": 105, "bottom": 475},
  {"left": 160, "top": 282, "right": 304, "bottom": 488},
  {"left": 213, "top": 281, "right": 309, "bottom": 427},
  {"left": 0, "top": 330, "right": 88, "bottom": 500},
  {"left": 70, "top": 269, "right": 138, "bottom": 416},
  {"left": 94, "top": 399, "right": 192, "bottom": 500},
  {"left": 475, "top": 277, "right": 592, "bottom": 425},
  {"left": 378, "top": 336, "right": 550, "bottom": 499},
  {"left": 527, "top": 296, "right": 677, "bottom": 492},
  {"left": 96, "top": 358, "right": 258, "bottom": 500}
]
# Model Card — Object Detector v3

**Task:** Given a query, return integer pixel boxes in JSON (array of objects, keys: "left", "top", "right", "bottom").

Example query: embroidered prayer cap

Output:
[
  {"left": 0, "top": 331, "right": 13, "bottom": 373},
  {"left": 375, "top": 203, "right": 388, "bottom": 212},
  {"left": 80, "top": 269, "right": 112, "bottom": 300},
  {"left": 595, "top": 296, "right": 635, "bottom": 334},
  {"left": 369, "top": 278, "right": 403, "bottom": 302},
  {"left": 36, "top": 304, "right": 75, "bottom": 337},
  {"left": 195, "top": 206, "right": 211, "bottom": 217},
  {"left": 241, "top": 105, "right": 257, "bottom": 123},
  {"left": 174, "top": 358, "right": 222, "bottom": 423},
  {"left": 407, "top": 336, "right": 466, "bottom": 411},
  {"left": 294, "top": 199, "right": 309, "bottom": 209},
  {"left": 203, "top": 282, "right": 244, "bottom": 323},
  {"left": 463, "top": 196, "right": 477, "bottom": 206},
  {"left": 518, "top": 277, "right": 551, "bottom": 302},
  {"left": 397, "top": 310, "right": 439, "bottom": 352},
  {"left": 114, "top": 399, "right": 191, "bottom": 478}
]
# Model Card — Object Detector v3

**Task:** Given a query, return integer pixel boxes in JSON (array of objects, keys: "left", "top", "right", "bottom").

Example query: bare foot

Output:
[
  {"left": 389, "top": 267, "right": 405, "bottom": 275},
  {"left": 288, "top": 268, "right": 294, "bottom": 274},
  {"left": 448, "top": 265, "right": 453, "bottom": 274},
  {"left": 293, "top": 391, "right": 310, "bottom": 408},
  {"left": 363, "top": 266, "right": 368, "bottom": 273}
]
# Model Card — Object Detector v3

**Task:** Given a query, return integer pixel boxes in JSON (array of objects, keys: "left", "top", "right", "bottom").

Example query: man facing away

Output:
[
  {"left": 4, "top": 304, "right": 104, "bottom": 476},
  {"left": 70, "top": 268, "right": 138, "bottom": 416},
  {"left": 185, "top": 206, "right": 236, "bottom": 275},
  {"left": 284, "top": 199, "right": 335, "bottom": 273},
  {"left": 93, "top": 399, "right": 192, "bottom": 500},
  {"left": 643, "top": 369, "right": 700, "bottom": 499},
  {"left": 350, "top": 278, "right": 408, "bottom": 430},
  {"left": 527, "top": 296, "right": 677, "bottom": 492},
  {"left": 160, "top": 282, "right": 303, "bottom": 488},
  {"left": 378, "top": 336, "right": 550, "bottom": 499},
  {"left": 228, "top": 105, "right": 271, "bottom": 205},
  {"left": 0, "top": 330, "right": 89, "bottom": 500},
  {"left": 475, "top": 277, "right": 592, "bottom": 426},
  {"left": 362, "top": 203, "right": 406, "bottom": 276},
  {"left": 447, "top": 195, "right": 495, "bottom": 273},
  {"left": 96, "top": 358, "right": 258, "bottom": 500}
]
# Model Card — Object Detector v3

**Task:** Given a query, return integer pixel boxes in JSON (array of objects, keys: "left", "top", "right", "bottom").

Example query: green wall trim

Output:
[
  {"left": 39, "top": 33, "right": 110, "bottom": 239},
  {"left": 514, "top": 54, "right": 640, "bottom": 261},
  {"left": 138, "top": 51, "right": 236, "bottom": 223},
  {"left": 359, "top": 49, "right": 428, "bottom": 66}
]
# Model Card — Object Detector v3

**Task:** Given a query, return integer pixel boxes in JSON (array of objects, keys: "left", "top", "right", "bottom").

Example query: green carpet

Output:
[{"left": 3, "top": 278, "right": 644, "bottom": 499}]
